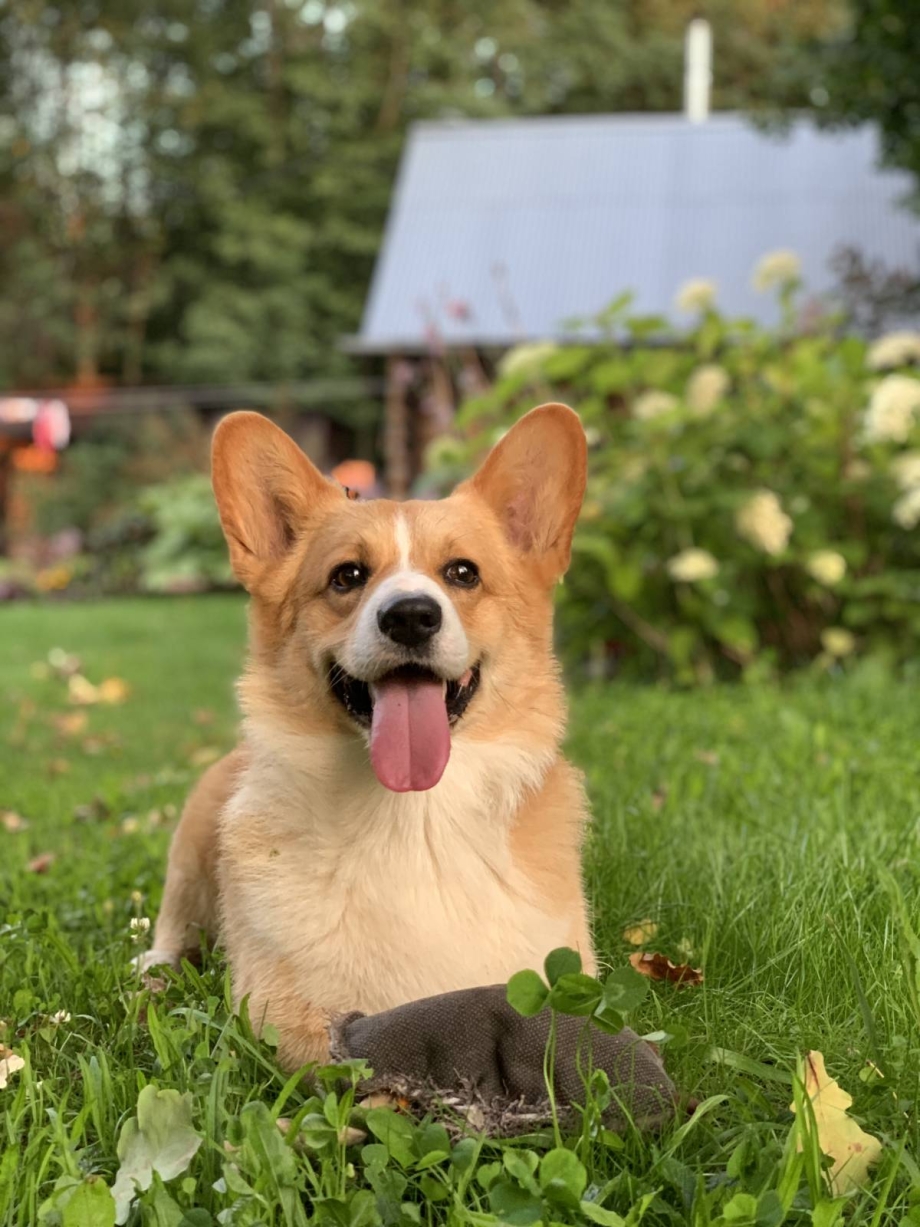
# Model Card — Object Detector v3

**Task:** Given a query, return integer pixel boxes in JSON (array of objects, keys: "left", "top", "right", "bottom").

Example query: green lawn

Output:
[{"left": 1, "top": 596, "right": 919, "bottom": 1225}]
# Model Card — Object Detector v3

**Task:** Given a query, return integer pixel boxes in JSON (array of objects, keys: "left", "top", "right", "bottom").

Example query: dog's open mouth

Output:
[{"left": 329, "top": 663, "right": 481, "bottom": 794}]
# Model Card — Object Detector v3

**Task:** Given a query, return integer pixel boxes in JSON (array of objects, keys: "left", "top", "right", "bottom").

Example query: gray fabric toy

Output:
[{"left": 330, "top": 984, "right": 676, "bottom": 1136}]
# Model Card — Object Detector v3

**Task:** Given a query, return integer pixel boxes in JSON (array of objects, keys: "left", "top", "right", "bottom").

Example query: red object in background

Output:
[
  {"left": 0, "top": 397, "right": 71, "bottom": 451},
  {"left": 331, "top": 459, "right": 379, "bottom": 499}
]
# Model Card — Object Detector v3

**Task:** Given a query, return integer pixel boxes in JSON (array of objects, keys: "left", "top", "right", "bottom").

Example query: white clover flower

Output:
[
  {"left": 129, "top": 917, "right": 151, "bottom": 941},
  {"left": 806, "top": 550, "right": 847, "bottom": 586},
  {"left": 0, "top": 1047, "right": 25, "bottom": 1090},
  {"left": 864, "top": 375, "right": 920, "bottom": 443},
  {"left": 686, "top": 364, "right": 730, "bottom": 416},
  {"left": 735, "top": 490, "right": 793, "bottom": 556},
  {"left": 867, "top": 331, "right": 920, "bottom": 371},
  {"left": 48, "top": 1011, "right": 71, "bottom": 1026},
  {"left": 890, "top": 451, "right": 920, "bottom": 490},
  {"left": 497, "top": 340, "right": 558, "bottom": 378},
  {"left": 633, "top": 390, "right": 678, "bottom": 421},
  {"left": 752, "top": 249, "right": 802, "bottom": 293},
  {"left": 666, "top": 548, "right": 720, "bottom": 582},
  {"left": 675, "top": 278, "right": 717, "bottom": 314},
  {"left": 821, "top": 627, "right": 856, "bottom": 658},
  {"left": 893, "top": 486, "right": 920, "bottom": 529}
]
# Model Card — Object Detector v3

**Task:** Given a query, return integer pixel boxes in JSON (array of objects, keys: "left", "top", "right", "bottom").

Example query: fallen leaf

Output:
[
  {"left": 73, "top": 797, "right": 111, "bottom": 823},
  {"left": 189, "top": 745, "right": 221, "bottom": 767},
  {"left": 98, "top": 677, "right": 130, "bottom": 705},
  {"left": 193, "top": 708, "right": 215, "bottom": 726},
  {"left": 622, "top": 919, "right": 659, "bottom": 946},
  {"left": 695, "top": 749, "right": 720, "bottom": 766},
  {"left": 0, "top": 1044, "right": 25, "bottom": 1089},
  {"left": 48, "top": 647, "right": 82, "bottom": 677},
  {"left": 110, "top": 1086, "right": 202, "bottom": 1224},
  {"left": 52, "top": 710, "right": 88, "bottom": 737},
  {"left": 47, "top": 758, "right": 71, "bottom": 776},
  {"left": 28, "top": 852, "right": 56, "bottom": 873},
  {"left": 1, "top": 811, "right": 28, "bottom": 833},
  {"left": 651, "top": 786, "right": 668, "bottom": 812},
  {"left": 68, "top": 674, "right": 100, "bottom": 705},
  {"left": 792, "top": 1051, "right": 883, "bottom": 1195},
  {"left": 629, "top": 951, "right": 704, "bottom": 986}
]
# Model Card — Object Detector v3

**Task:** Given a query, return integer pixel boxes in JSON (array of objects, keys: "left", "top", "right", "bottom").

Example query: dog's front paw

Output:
[
  {"left": 330, "top": 984, "right": 676, "bottom": 1135},
  {"left": 132, "top": 948, "right": 183, "bottom": 975}
]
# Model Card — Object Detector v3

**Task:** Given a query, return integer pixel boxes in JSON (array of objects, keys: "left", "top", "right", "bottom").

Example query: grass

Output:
[{"left": 1, "top": 595, "right": 919, "bottom": 1225}]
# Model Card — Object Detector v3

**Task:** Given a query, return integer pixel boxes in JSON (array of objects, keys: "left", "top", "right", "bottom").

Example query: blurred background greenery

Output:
[{"left": 2, "top": 0, "right": 920, "bottom": 681}]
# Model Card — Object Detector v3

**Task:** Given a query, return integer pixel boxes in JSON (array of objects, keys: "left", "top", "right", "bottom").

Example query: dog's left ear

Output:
[{"left": 461, "top": 403, "right": 587, "bottom": 581}]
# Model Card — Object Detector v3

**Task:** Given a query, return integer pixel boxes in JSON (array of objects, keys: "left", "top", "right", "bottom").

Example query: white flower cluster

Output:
[
  {"left": 736, "top": 490, "right": 793, "bottom": 556},
  {"left": 864, "top": 375, "right": 920, "bottom": 443},
  {"left": 498, "top": 340, "right": 558, "bottom": 378},
  {"left": 752, "top": 249, "right": 801, "bottom": 293},
  {"left": 686, "top": 364, "right": 730, "bottom": 416},
  {"left": 806, "top": 550, "right": 846, "bottom": 586},
  {"left": 633, "top": 390, "right": 678, "bottom": 421},
  {"left": 867, "top": 331, "right": 920, "bottom": 371},
  {"left": 675, "top": 278, "right": 717, "bottom": 314},
  {"left": 667, "top": 548, "right": 720, "bottom": 582},
  {"left": 821, "top": 627, "right": 856, "bottom": 658},
  {"left": 889, "top": 448, "right": 920, "bottom": 529}
]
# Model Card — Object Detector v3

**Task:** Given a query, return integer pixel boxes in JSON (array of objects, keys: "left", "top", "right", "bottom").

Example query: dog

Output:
[{"left": 143, "top": 402, "right": 595, "bottom": 1074}]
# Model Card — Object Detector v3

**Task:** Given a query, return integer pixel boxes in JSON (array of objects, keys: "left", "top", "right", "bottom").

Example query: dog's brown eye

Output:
[
  {"left": 330, "top": 562, "right": 368, "bottom": 592},
  {"left": 444, "top": 559, "right": 479, "bottom": 588}
]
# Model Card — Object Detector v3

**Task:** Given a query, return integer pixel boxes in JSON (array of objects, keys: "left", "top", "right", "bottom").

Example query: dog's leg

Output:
[
  {"left": 138, "top": 748, "right": 244, "bottom": 972},
  {"left": 231, "top": 952, "right": 333, "bottom": 1070}
]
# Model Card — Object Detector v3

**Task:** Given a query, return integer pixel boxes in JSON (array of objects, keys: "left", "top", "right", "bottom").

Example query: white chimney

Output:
[{"left": 684, "top": 18, "right": 712, "bottom": 123}]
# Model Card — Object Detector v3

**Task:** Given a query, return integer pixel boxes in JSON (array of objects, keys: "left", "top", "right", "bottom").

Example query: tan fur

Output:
[{"left": 147, "top": 404, "right": 594, "bottom": 1071}]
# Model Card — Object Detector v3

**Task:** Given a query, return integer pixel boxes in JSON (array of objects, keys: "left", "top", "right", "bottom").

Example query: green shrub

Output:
[
  {"left": 138, "top": 473, "right": 234, "bottom": 594},
  {"left": 422, "top": 269, "right": 920, "bottom": 682}
]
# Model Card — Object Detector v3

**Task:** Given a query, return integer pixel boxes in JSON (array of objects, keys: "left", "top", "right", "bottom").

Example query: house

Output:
[{"left": 347, "top": 113, "right": 920, "bottom": 493}]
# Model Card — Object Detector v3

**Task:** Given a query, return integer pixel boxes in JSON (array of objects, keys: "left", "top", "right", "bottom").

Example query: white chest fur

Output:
[{"left": 219, "top": 729, "right": 569, "bottom": 1016}]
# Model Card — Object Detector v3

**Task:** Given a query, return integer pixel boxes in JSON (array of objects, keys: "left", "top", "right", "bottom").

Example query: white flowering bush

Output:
[{"left": 423, "top": 258, "right": 920, "bottom": 680}]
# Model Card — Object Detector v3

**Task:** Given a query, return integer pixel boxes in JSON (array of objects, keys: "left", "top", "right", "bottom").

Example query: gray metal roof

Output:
[{"left": 351, "top": 113, "right": 920, "bottom": 352}]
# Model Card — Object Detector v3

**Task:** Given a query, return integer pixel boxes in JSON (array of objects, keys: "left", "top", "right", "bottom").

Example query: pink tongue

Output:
[{"left": 369, "top": 675, "right": 451, "bottom": 792}]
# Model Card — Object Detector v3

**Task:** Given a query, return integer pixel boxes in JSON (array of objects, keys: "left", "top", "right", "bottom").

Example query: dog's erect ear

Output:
[
  {"left": 462, "top": 403, "right": 587, "bottom": 580},
  {"left": 211, "top": 412, "right": 342, "bottom": 590}
]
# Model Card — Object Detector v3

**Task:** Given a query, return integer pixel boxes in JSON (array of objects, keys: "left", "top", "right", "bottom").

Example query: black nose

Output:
[{"left": 378, "top": 594, "right": 443, "bottom": 649}]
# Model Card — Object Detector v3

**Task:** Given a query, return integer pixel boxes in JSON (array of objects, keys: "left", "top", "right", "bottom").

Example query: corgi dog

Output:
[{"left": 143, "top": 403, "right": 594, "bottom": 1072}]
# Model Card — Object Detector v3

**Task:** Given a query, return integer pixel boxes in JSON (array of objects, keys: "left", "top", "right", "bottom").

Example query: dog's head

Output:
[{"left": 213, "top": 404, "right": 587, "bottom": 792}]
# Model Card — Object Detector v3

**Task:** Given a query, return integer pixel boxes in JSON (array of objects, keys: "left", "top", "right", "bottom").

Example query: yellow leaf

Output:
[
  {"left": 98, "top": 677, "right": 130, "bottom": 704},
  {"left": 791, "top": 1051, "right": 882, "bottom": 1195},
  {"left": 622, "top": 919, "right": 659, "bottom": 946},
  {"left": 68, "top": 674, "right": 99, "bottom": 705}
]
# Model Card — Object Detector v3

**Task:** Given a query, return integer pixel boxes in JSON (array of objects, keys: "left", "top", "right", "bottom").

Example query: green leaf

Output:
[
  {"left": 239, "top": 1100, "right": 297, "bottom": 1184},
  {"left": 544, "top": 947, "right": 582, "bottom": 986},
  {"left": 61, "top": 1179, "right": 116, "bottom": 1227},
  {"left": 601, "top": 966, "right": 650, "bottom": 1014},
  {"left": 488, "top": 1178, "right": 544, "bottom": 1224},
  {"left": 539, "top": 1148, "right": 587, "bottom": 1210},
  {"left": 580, "top": 1202, "right": 626, "bottom": 1227},
  {"left": 365, "top": 1108, "right": 417, "bottom": 1168},
  {"left": 547, "top": 973, "right": 602, "bottom": 1016},
  {"left": 110, "top": 1086, "right": 202, "bottom": 1225},
  {"left": 503, "top": 1149, "right": 540, "bottom": 1195},
  {"left": 506, "top": 970, "right": 549, "bottom": 1017}
]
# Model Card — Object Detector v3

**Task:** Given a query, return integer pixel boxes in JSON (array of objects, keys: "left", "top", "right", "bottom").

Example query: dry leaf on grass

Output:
[
  {"left": 1, "top": 811, "right": 29, "bottom": 833},
  {"left": 0, "top": 1044, "right": 25, "bottom": 1089},
  {"left": 52, "top": 710, "right": 88, "bottom": 737},
  {"left": 792, "top": 1050, "right": 883, "bottom": 1195},
  {"left": 68, "top": 674, "right": 130, "bottom": 706},
  {"left": 622, "top": 919, "right": 659, "bottom": 946},
  {"left": 27, "top": 851, "right": 56, "bottom": 874},
  {"left": 193, "top": 708, "right": 215, "bottom": 726},
  {"left": 629, "top": 950, "right": 704, "bottom": 986}
]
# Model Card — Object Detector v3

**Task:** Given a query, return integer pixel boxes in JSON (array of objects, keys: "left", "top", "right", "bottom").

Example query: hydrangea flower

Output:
[
  {"left": 806, "top": 551, "right": 847, "bottom": 586},
  {"left": 864, "top": 375, "right": 920, "bottom": 443},
  {"left": 667, "top": 548, "right": 720, "bottom": 582},
  {"left": 633, "top": 390, "right": 678, "bottom": 420},
  {"left": 687, "top": 365, "right": 730, "bottom": 416},
  {"left": 675, "top": 278, "right": 717, "bottom": 314},
  {"left": 867, "top": 331, "right": 920, "bottom": 371},
  {"left": 752, "top": 249, "right": 802, "bottom": 292},
  {"left": 736, "top": 490, "right": 793, "bottom": 555}
]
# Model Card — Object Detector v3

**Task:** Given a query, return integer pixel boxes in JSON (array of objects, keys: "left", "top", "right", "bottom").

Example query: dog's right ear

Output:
[{"left": 211, "top": 412, "right": 343, "bottom": 591}]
